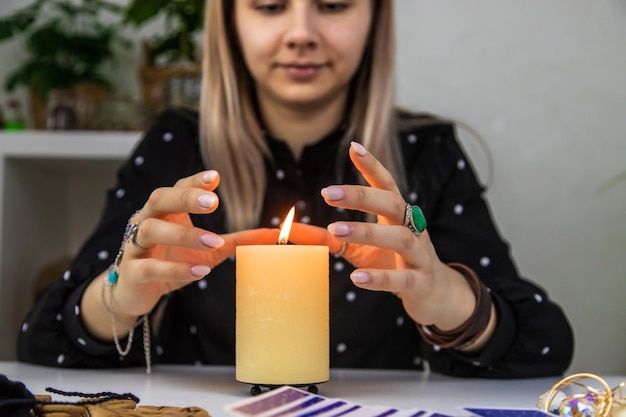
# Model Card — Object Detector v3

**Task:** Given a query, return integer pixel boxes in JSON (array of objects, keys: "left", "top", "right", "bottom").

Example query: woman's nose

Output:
[{"left": 285, "top": 6, "right": 319, "bottom": 50}]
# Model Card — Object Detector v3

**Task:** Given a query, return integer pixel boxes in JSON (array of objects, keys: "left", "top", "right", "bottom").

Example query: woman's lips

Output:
[{"left": 281, "top": 64, "right": 325, "bottom": 80}]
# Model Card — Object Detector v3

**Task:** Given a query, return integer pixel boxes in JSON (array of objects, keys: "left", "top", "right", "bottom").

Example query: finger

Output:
[
  {"left": 321, "top": 185, "right": 406, "bottom": 225},
  {"left": 134, "top": 170, "right": 221, "bottom": 220},
  {"left": 129, "top": 217, "right": 226, "bottom": 254},
  {"left": 123, "top": 258, "right": 212, "bottom": 285},
  {"left": 349, "top": 268, "right": 433, "bottom": 295},
  {"left": 327, "top": 221, "right": 433, "bottom": 263},
  {"left": 141, "top": 185, "right": 220, "bottom": 219},
  {"left": 349, "top": 141, "right": 400, "bottom": 193},
  {"left": 173, "top": 170, "right": 220, "bottom": 191},
  {"left": 287, "top": 223, "right": 346, "bottom": 254}
]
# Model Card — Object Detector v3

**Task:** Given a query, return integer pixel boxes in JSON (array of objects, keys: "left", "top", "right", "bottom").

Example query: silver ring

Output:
[
  {"left": 333, "top": 242, "right": 347, "bottom": 259},
  {"left": 402, "top": 204, "right": 427, "bottom": 236},
  {"left": 125, "top": 220, "right": 150, "bottom": 250}
]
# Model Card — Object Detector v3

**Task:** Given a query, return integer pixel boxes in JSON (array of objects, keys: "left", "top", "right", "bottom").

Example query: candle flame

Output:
[{"left": 278, "top": 206, "right": 296, "bottom": 245}]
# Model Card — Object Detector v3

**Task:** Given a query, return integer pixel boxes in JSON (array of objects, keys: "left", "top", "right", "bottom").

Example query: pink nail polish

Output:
[
  {"left": 191, "top": 265, "right": 211, "bottom": 277},
  {"left": 202, "top": 170, "right": 218, "bottom": 183},
  {"left": 198, "top": 193, "right": 217, "bottom": 208},
  {"left": 351, "top": 272, "right": 371, "bottom": 284},
  {"left": 200, "top": 233, "right": 225, "bottom": 248},
  {"left": 321, "top": 186, "right": 345, "bottom": 201},
  {"left": 350, "top": 141, "right": 367, "bottom": 157},
  {"left": 328, "top": 223, "right": 352, "bottom": 237}
]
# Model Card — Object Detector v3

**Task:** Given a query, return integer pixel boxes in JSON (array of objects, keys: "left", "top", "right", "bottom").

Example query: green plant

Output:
[
  {"left": 123, "top": 0, "right": 205, "bottom": 67},
  {"left": 0, "top": 0, "right": 128, "bottom": 98}
]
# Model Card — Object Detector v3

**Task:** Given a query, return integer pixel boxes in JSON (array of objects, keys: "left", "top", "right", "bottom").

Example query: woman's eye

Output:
[
  {"left": 256, "top": 3, "right": 285, "bottom": 14},
  {"left": 319, "top": 2, "right": 349, "bottom": 13}
]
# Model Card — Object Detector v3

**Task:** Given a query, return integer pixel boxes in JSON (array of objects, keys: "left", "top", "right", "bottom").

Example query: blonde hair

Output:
[{"left": 200, "top": 0, "right": 404, "bottom": 232}]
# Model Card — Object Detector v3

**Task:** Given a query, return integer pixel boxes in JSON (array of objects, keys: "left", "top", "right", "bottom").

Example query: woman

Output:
[{"left": 18, "top": 0, "right": 573, "bottom": 377}]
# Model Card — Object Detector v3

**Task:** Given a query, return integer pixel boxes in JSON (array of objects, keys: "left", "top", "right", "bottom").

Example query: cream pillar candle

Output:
[{"left": 236, "top": 207, "right": 329, "bottom": 386}]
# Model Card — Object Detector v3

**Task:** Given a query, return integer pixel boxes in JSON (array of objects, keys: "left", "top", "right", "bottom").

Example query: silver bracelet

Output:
[{"left": 102, "top": 210, "right": 152, "bottom": 374}]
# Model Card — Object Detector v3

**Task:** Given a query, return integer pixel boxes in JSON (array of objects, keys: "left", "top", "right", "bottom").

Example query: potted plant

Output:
[
  {"left": 122, "top": 0, "right": 205, "bottom": 67},
  {"left": 122, "top": 0, "right": 205, "bottom": 112},
  {"left": 0, "top": 0, "right": 129, "bottom": 128}
]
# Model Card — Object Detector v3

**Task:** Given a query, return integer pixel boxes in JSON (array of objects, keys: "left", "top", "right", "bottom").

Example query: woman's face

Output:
[{"left": 234, "top": 0, "right": 373, "bottom": 110}]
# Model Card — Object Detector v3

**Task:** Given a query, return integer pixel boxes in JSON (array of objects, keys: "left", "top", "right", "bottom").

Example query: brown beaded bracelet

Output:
[{"left": 417, "top": 263, "right": 493, "bottom": 349}]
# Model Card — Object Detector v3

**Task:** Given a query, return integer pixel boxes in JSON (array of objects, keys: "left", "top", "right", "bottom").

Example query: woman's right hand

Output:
[{"left": 81, "top": 170, "right": 278, "bottom": 340}]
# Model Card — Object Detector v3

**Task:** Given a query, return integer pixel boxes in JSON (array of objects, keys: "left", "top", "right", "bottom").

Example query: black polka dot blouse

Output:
[{"left": 17, "top": 108, "right": 573, "bottom": 378}]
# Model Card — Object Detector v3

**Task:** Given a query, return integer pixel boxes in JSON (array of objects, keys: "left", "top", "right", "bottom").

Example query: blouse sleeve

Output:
[
  {"left": 401, "top": 119, "right": 574, "bottom": 378},
  {"left": 16, "top": 108, "right": 202, "bottom": 368}
]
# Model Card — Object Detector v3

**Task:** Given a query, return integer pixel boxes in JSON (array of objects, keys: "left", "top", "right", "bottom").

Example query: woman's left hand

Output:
[{"left": 289, "top": 141, "right": 476, "bottom": 330}]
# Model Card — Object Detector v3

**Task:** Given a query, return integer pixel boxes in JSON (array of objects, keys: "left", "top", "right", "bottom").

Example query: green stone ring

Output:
[{"left": 403, "top": 204, "right": 427, "bottom": 235}]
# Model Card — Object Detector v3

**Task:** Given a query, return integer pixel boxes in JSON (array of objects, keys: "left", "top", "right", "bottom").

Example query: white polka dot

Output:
[
  {"left": 77, "top": 337, "right": 87, "bottom": 346},
  {"left": 229, "top": 255, "right": 236, "bottom": 262},
  {"left": 156, "top": 345, "right": 164, "bottom": 356},
  {"left": 472, "top": 361, "right": 481, "bottom": 367},
  {"left": 300, "top": 216, "right": 311, "bottom": 224},
  {"left": 74, "top": 305, "right": 80, "bottom": 316},
  {"left": 534, "top": 293, "right": 544, "bottom": 303},
  {"left": 163, "top": 132, "right": 173, "bottom": 142},
  {"left": 333, "top": 261, "right": 345, "bottom": 272},
  {"left": 407, "top": 134, "right": 417, "bottom": 144},
  {"left": 345, "top": 291, "right": 356, "bottom": 302},
  {"left": 336, "top": 343, "right": 347, "bottom": 353},
  {"left": 57, "top": 354, "right": 65, "bottom": 364},
  {"left": 453, "top": 204, "right": 464, "bottom": 215},
  {"left": 134, "top": 156, "right": 145, "bottom": 166},
  {"left": 408, "top": 191, "right": 418, "bottom": 202},
  {"left": 433, "top": 345, "right": 441, "bottom": 352},
  {"left": 396, "top": 316, "right": 405, "bottom": 327},
  {"left": 97, "top": 250, "right": 109, "bottom": 260},
  {"left": 420, "top": 325, "right": 432, "bottom": 336},
  {"left": 63, "top": 270, "right": 71, "bottom": 281},
  {"left": 56, "top": 313, "right": 63, "bottom": 322},
  {"left": 413, "top": 356, "right": 422, "bottom": 366},
  {"left": 296, "top": 200, "right": 306, "bottom": 210},
  {"left": 197, "top": 279, "right": 208, "bottom": 290},
  {"left": 190, "top": 325, "right": 197, "bottom": 335},
  {"left": 115, "top": 188, "right": 126, "bottom": 199},
  {"left": 336, "top": 207, "right": 345, "bottom": 213},
  {"left": 457, "top": 159, "right": 466, "bottom": 170},
  {"left": 270, "top": 216, "right": 281, "bottom": 227},
  {"left": 276, "top": 169, "right": 285, "bottom": 180},
  {"left": 21, "top": 322, "right": 29, "bottom": 332},
  {"left": 541, "top": 346, "right": 550, "bottom": 355},
  {"left": 480, "top": 256, "right": 491, "bottom": 267}
]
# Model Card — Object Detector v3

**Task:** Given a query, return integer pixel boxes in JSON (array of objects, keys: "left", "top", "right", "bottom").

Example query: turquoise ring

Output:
[{"left": 403, "top": 204, "right": 427, "bottom": 235}]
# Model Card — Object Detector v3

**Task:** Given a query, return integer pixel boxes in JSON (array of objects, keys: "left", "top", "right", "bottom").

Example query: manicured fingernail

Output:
[
  {"left": 321, "top": 186, "right": 345, "bottom": 201},
  {"left": 350, "top": 141, "right": 367, "bottom": 157},
  {"left": 202, "top": 170, "right": 218, "bottom": 183},
  {"left": 351, "top": 271, "right": 371, "bottom": 284},
  {"left": 198, "top": 193, "right": 218, "bottom": 208},
  {"left": 199, "top": 233, "right": 225, "bottom": 248},
  {"left": 328, "top": 222, "right": 352, "bottom": 237},
  {"left": 191, "top": 265, "right": 211, "bottom": 277}
]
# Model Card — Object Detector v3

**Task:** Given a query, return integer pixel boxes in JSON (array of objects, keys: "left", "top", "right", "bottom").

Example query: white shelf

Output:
[{"left": 0, "top": 131, "right": 142, "bottom": 360}]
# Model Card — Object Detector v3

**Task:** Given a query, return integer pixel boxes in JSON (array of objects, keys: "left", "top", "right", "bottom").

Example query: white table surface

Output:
[{"left": 1, "top": 362, "right": 623, "bottom": 416}]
